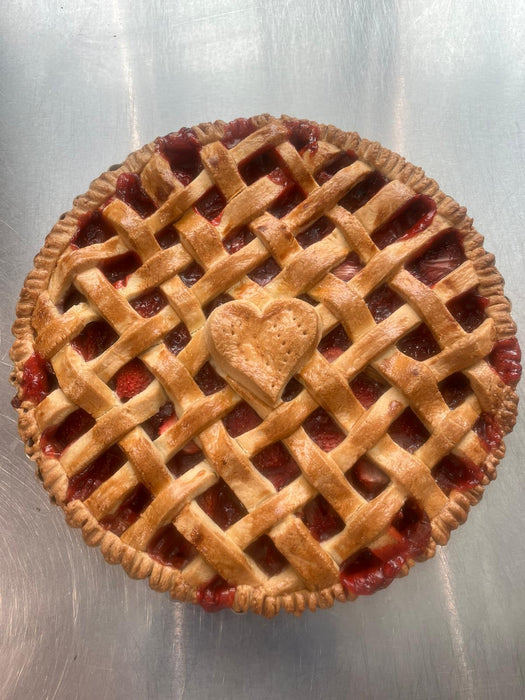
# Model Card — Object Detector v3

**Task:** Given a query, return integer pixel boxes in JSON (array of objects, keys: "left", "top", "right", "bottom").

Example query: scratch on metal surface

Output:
[
  {"left": 437, "top": 549, "right": 475, "bottom": 700},
  {"left": 111, "top": 0, "right": 141, "bottom": 149},
  {"left": 172, "top": 604, "right": 187, "bottom": 699}
]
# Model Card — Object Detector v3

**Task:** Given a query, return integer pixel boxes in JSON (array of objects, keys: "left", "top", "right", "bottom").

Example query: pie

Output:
[{"left": 10, "top": 115, "right": 521, "bottom": 617}]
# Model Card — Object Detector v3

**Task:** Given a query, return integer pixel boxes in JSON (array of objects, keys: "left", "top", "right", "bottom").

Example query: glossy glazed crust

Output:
[{"left": 11, "top": 114, "right": 519, "bottom": 617}]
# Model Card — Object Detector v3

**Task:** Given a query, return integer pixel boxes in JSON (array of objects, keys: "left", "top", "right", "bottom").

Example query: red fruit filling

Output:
[
  {"left": 197, "top": 575, "right": 236, "bottom": 613},
  {"left": 66, "top": 445, "right": 126, "bottom": 502},
  {"left": 397, "top": 323, "right": 441, "bottom": 361},
  {"left": 221, "top": 117, "right": 257, "bottom": 149},
  {"left": 100, "top": 484, "right": 152, "bottom": 536},
  {"left": 372, "top": 194, "right": 437, "bottom": 250},
  {"left": 147, "top": 524, "right": 195, "bottom": 569},
  {"left": 268, "top": 166, "right": 305, "bottom": 218},
  {"left": 167, "top": 448, "right": 204, "bottom": 478},
  {"left": 432, "top": 454, "right": 484, "bottom": 495},
  {"left": 315, "top": 151, "right": 358, "bottom": 186},
  {"left": 142, "top": 401, "right": 175, "bottom": 440},
  {"left": 282, "top": 377, "right": 303, "bottom": 402},
  {"left": 318, "top": 325, "right": 351, "bottom": 362},
  {"left": 388, "top": 408, "right": 429, "bottom": 453},
  {"left": 473, "top": 412, "right": 502, "bottom": 451},
  {"left": 438, "top": 373, "right": 472, "bottom": 409},
  {"left": 340, "top": 499, "right": 431, "bottom": 596},
  {"left": 447, "top": 290, "right": 488, "bottom": 332},
  {"left": 284, "top": 119, "right": 320, "bottom": 153},
  {"left": 298, "top": 495, "right": 345, "bottom": 541},
  {"left": 246, "top": 535, "right": 287, "bottom": 576},
  {"left": 331, "top": 251, "right": 363, "bottom": 282},
  {"left": 99, "top": 251, "right": 141, "bottom": 287},
  {"left": 348, "top": 457, "right": 390, "bottom": 500},
  {"left": 194, "top": 186, "right": 226, "bottom": 224},
  {"left": 130, "top": 288, "right": 167, "bottom": 317},
  {"left": 156, "top": 224, "right": 180, "bottom": 249},
  {"left": 113, "top": 359, "right": 154, "bottom": 401},
  {"left": 407, "top": 230, "right": 465, "bottom": 286},
  {"left": 297, "top": 216, "right": 333, "bottom": 248},
  {"left": 248, "top": 257, "right": 281, "bottom": 286},
  {"left": 366, "top": 285, "right": 404, "bottom": 323},
  {"left": 350, "top": 371, "right": 389, "bottom": 409},
  {"left": 303, "top": 408, "right": 345, "bottom": 452},
  {"left": 252, "top": 442, "right": 301, "bottom": 491},
  {"left": 194, "top": 362, "right": 226, "bottom": 395},
  {"left": 40, "top": 409, "right": 95, "bottom": 457},
  {"left": 179, "top": 261, "right": 204, "bottom": 287},
  {"left": 239, "top": 148, "right": 280, "bottom": 185},
  {"left": 223, "top": 401, "right": 262, "bottom": 438},
  {"left": 18, "top": 352, "right": 53, "bottom": 404},
  {"left": 156, "top": 127, "right": 203, "bottom": 185},
  {"left": 338, "top": 171, "right": 389, "bottom": 213},
  {"left": 489, "top": 337, "right": 522, "bottom": 388},
  {"left": 71, "top": 321, "right": 117, "bottom": 361},
  {"left": 115, "top": 172, "right": 156, "bottom": 218},
  {"left": 164, "top": 323, "right": 191, "bottom": 355},
  {"left": 197, "top": 479, "right": 247, "bottom": 530},
  {"left": 204, "top": 293, "right": 235, "bottom": 317},
  {"left": 71, "top": 210, "right": 115, "bottom": 248},
  {"left": 61, "top": 286, "right": 86, "bottom": 312},
  {"left": 223, "top": 226, "right": 255, "bottom": 253}
]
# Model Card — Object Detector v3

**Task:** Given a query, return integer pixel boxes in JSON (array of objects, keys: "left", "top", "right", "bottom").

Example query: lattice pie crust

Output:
[{"left": 11, "top": 115, "right": 520, "bottom": 617}]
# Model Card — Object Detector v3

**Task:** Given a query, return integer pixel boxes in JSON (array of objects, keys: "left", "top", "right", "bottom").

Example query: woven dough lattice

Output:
[{"left": 12, "top": 115, "right": 520, "bottom": 617}]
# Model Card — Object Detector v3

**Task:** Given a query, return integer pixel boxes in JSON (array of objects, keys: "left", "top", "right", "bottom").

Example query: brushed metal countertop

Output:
[{"left": 1, "top": 2, "right": 524, "bottom": 698}]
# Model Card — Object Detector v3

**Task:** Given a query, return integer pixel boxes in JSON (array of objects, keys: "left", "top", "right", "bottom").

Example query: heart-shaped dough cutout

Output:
[{"left": 206, "top": 299, "right": 321, "bottom": 406}]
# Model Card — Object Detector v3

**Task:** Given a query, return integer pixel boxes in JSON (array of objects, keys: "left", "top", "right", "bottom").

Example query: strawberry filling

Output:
[
  {"left": 297, "top": 216, "right": 334, "bottom": 248},
  {"left": 372, "top": 194, "right": 437, "bottom": 249},
  {"left": 194, "top": 362, "right": 227, "bottom": 395},
  {"left": 248, "top": 257, "right": 281, "bottom": 286},
  {"left": 223, "top": 226, "right": 255, "bottom": 253},
  {"left": 315, "top": 151, "right": 358, "bottom": 186},
  {"left": 130, "top": 288, "right": 167, "bottom": 317},
  {"left": 447, "top": 290, "right": 488, "bottom": 332},
  {"left": 366, "top": 285, "right": 404, "bottom": 323},
  {"left": 17, "top": 352, "right": 53, "bottom": 404},
  {"left": 197, "top": 575, "right": 236, "bottom": 613},
  {"left": 489, "top": 337, "right": 522, "bottom": 388},
  {"left": 438, "top": 372, "right": 472, "bottom": 408},
  {"left": 71, "top": 321, "right": 117, "bottom": 361},
  {"left": 221, "top": 117, "right": 257, "bottom": 149},
  {"left": 164, "top": 323, "right": 191, "bottom": 355},
  {"left": 350, "top": 371, "right": 389, "bottom": 409},
  {"left": 71, "top": 210, "right": 115, "bottom": 248},
  {"left": 331, "top": 251, "right": 363, "bottom": 282},
  {"left": 66, "top": 445, "right": 125, "bottom": 502},
  {"left": 180, "top": 261, "right": 204, "bottom": 287},
  {"left": 147, "top": 524, "right": 195, "bottom": 569},
  {"left": 303, "top": 407, "right": 345, "bottom": 452},
  {"left": 197, "top": 479, "right": 247, "bottom": 530},
  {"left": 100, "top": 484, "right": 152, "bottom": 536},
  {"left": 115, "top": 172, "right": 156, "bottom": 218},
  {"left": 338, "top": 171, "right": 389, "bottom": 212},
  {"left": 473, "top": 412, "right": 502, "bottom": 451},
  {"left": 388, "top": 408, "right": 429, "bottom": 453},
  {"left": 194, "top": 186, "right": 226, "bottom": 224},
  {"left": 99, "top": 251, "right": 141, "bottom": 287},
  {"left": 397, "top": 323, "right": 441, "bottom": 361},
  {"left": 113, "top": 359, "right": 154, "bottom": 401},
  {"left": 432, "top": 454, "right": 485, "bottom": 495},
  {"left": 284, "top": 119, "right": 320, "bottom": 153},
  {"left": 348, "top": 457, "right": 390, "bottom": 500},
  {"left": 340, "top": 499, "right": 431, "bottom": 596},
  {"left": 268, "top": 165, "right": 305, "bottom": 218},
  {"left": 245, "top": 535, "right": 287, "bottom": 576},
  {"left": 318, "top": 324, "right": 351, "bottom": 362},
  {"left": 223, "top": 401, "right": 262, "bottom": 437},
  {"left": 156, "top": 127, "right": 203, "bottom": 185},
  {"left": 239, "top": 148, "right": 281, "bottom": 185},
  {"left": 40, "top": 409, "right": 95, "bottom": 457},
  {"left": 252, "top": 442, "right": 301, "bottom": 490},
  {"left": 407, "top": 230, "right": 465, "bottom": 286},
  {"left": 298, "top": 495, "right": 345, "bottom": 541}
]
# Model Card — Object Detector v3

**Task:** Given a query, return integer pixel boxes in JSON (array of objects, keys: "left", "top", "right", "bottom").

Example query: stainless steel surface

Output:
[{"left": 1, "top": 1, "right": 524, "bottom": 698}]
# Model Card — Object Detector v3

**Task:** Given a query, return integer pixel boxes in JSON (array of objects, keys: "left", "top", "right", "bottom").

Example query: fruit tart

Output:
[{"left": 11, "top": 115, "right": 521, "bottom": 617}]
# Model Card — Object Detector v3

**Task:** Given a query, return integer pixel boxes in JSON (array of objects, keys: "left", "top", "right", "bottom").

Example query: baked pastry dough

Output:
[{"left": 11, "top": 115, "right": 521, "bottom": 617}]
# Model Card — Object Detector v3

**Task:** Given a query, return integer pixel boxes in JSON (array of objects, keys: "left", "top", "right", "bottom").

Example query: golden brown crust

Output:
[{"left": 11, "top": 114, "right": 519, "bottom": 618}]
